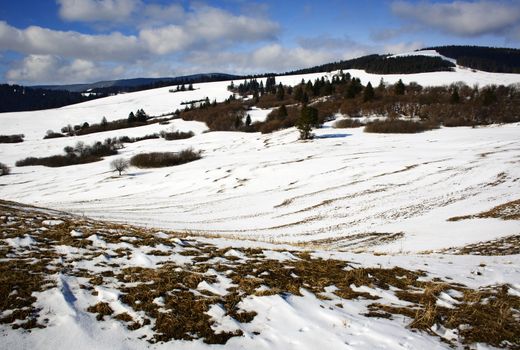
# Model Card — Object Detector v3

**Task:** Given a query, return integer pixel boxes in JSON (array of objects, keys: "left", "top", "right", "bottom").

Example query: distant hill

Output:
[
  {"left": 34, "top": 73, "right": 240, "bottom": 93},
  {"left": 283, "top": 54, "right": 455, "bottom": 76},
  {"left": 0, "top": 73, "right": 239, "bottom": 113},
  {"left": 423, "top": 46, "right": 520, "bottom": 73},
  {"left": 0, "top": 84, "right": 105, "bottom": 113}
]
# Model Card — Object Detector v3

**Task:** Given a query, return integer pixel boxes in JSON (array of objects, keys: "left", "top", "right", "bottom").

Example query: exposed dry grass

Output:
[
  {"left": 449, "top": 199, "right": 520, "bottom": 221},
  {"left": 1, "top": 199, "right": 519, "bottom": 348},
  {"left": 442, "top": 234, "right": 520, "bottom": 255}
]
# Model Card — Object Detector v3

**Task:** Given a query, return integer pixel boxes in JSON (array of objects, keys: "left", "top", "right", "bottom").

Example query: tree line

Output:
[{"left": 0, "top": 84, "right": 106, "bottom": 113}]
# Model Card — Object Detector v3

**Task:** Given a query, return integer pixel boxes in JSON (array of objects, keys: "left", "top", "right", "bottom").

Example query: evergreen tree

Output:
[
  {"left": 394, "top": 79, "right": 405, "bottom": 95},
  {"left": 450, "top": 87, "right": 460, "bottom": 104},
  {"left": 297, "top": 105, "right": 319, "bottom": 140},
  {"left": 363, "top": 82, "right": 375, "bottom": 102},
  {"left": 136, "top": 109, "right": 147, "bottom": 122},
  {"left": 294, "top": 86, "right": 304, "bottom": 102},
  {"left": 276, "top": 83, "right": 285, "bottom": 100},
  {"left": 128, "top": 111, "right": 136, "bottom": 123},
  {"left": 377, "top": 78, "right": 385, "bottom": 93},
  {"left": 345, "top": 79, "right": 362, "bottom": 99},
  {"left": 245, "top": 114, "right": 252, "bottom": 127},
  {"left": 302, "top": 92, "right": 309, "bottom": 104}
]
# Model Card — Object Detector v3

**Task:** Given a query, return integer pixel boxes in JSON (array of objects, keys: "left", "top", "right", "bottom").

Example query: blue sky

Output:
[{"left": 0, "top": 0, "right": 519, "bottom": 85}]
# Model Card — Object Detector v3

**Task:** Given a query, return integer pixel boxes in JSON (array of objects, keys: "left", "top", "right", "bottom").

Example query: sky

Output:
[{"left": 0, "top": 0, "right": 519, "bottom": 85}]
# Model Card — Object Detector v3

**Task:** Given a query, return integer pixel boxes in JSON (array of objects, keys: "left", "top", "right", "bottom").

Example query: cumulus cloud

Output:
[
  {"left": 0, "top": 4, "right": 279, "bottom": 61},
  {"left": 391, "top": 0, "right": 520, "bottom": 38},
  {"left": 6, "top": 54, "right": 124, "bottom": 84},
  {"left": 57, "top": 0, "right": 140, "bottom": 23},
  {"left": 0, "top": 2, "right": 281, "bottom": 84},
  {"left": 140, "top": 3, "right": 185, "bottom": 28},
  {"left": 139, "top": 6, "right": 279, "bottom": 54},
  {"left": 0, "top": 21, "right": 142, "bottom": 61}
]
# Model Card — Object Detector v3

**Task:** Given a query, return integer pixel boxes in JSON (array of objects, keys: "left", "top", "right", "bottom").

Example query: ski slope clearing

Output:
[
  {"left": 389, "top": 49, "right": 458, "bottom": 64},
  {"left": 1, "top": 200, "right": 519, "bottom": 350}
]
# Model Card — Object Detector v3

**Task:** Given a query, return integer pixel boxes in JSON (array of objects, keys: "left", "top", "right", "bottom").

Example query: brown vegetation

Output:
[
  {"left": 130, "top": 149, "right": 201, "bottom": 168},
  {"left": 1, "top": 199, "right": 519, "bottom": 348},
  {"left": 364, "top": 119, "right": 439, "bottom": 133},
  {"left": 0, "top": 134, "right": 24, "bottom": 143},
  {"left": 16, "top": 139, "right": 120, "bottom": 167}
]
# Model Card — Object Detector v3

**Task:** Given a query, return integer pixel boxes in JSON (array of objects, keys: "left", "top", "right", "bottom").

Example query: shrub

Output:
[
  {"left": 259, "top": 119, "right": 283, "bottom": 134},
  {"left": 0, "top": 162, "right": 10, "bottom": 176},
  {"left": 16, "top": 139, "right": 119, "bottom": 167},
  {"left": 364, "top": 119, "right": 438, "bottom": 133},
  {"left": 118, "top": 134, "right": 160, "bottom": 143},
  {"left": 333, "top": 118, "right": 364, "bottom": 128},
  {"left": 160, "top": 130, "right": 194, "bottom": 141},
  {"left": 0, "top": 134, "right": 24, "bottom": 143},
  {"left": 130, "top": 149, "right": 201, "bottom": 168},
  {"left": 43, "top": 130, "right": 65, "bottom": 139}
]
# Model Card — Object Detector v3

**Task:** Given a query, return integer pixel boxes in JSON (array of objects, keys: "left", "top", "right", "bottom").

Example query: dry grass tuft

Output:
[{"left": 449, "top": 199, "right": 520, "bottom": 221}]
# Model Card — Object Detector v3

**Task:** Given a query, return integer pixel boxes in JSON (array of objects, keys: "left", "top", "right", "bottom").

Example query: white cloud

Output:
[
  {"left": 0, "top": 21, "right": 142, "bottom": 61},
  {"left": 6, "top": 54, "right": 124, "bottom": 84},
  {"left": 0, "top": 3, "right": 281, "bottom": 84},
  {"left": 139, "top": 6, "right": 279, "bottom": 54},
  {"left": 57, "top": 0, "right": 140, "bottom": 22},
  {"left": 140, "top": 3, "right": 185, "bottom": 28},
  {"left": 392, "top": 0, "right": 520, "bottom": 38},
  {"left": 183, "top": 42, "right": 367, "bottom": 75},
  {"left": 0, "top": 4, "right": 279, "bottom": 62}
]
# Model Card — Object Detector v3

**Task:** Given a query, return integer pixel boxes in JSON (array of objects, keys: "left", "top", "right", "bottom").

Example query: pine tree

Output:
[
  {"left": 245, "top": 114, "right": 252, "bottom": 127},
  {"left": 297, "top": 105, "right": 319, "bottom": 140},
  {"left": 136, "top": 109, "right": 147, "bottom": 122},
  {"left": 294, "top": 86, "right": 304, "bottom": 102},
  {"left": 363, "top": 82, "right": 375, "bottom": 102},
  {"left": 377, "top": 78, "right": 385, "bottom": 93},
  {"left": 450, "top": 87, "right": 460, "bottom": 104},
  {"left": 276, "top": 83, "right": 285, "bottom": 100},
  {"left": 302, "top": 92, "right": 309, "bottom": 104},
  {"left": 394, "top": 79, "right": 405, "bottom": 95},
  {"left": 128, "top": 111, "right": 136, "bottom": 123}
]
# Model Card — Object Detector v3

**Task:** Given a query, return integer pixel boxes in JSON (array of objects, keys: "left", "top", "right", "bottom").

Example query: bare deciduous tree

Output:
[{"left": 111, "top": 158, "right": 129, "bottom": 176}]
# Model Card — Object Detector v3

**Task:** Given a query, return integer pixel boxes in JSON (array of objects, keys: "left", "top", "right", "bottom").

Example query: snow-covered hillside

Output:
[
  {"left": 1, "top": 67, "right": 520, "bottom": 253},
  {"left": 2, "top": 66, "right": 520, "bottom": 140},
  {"left": 1, "top": 64, "right": 520, "bottom": 350}
]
